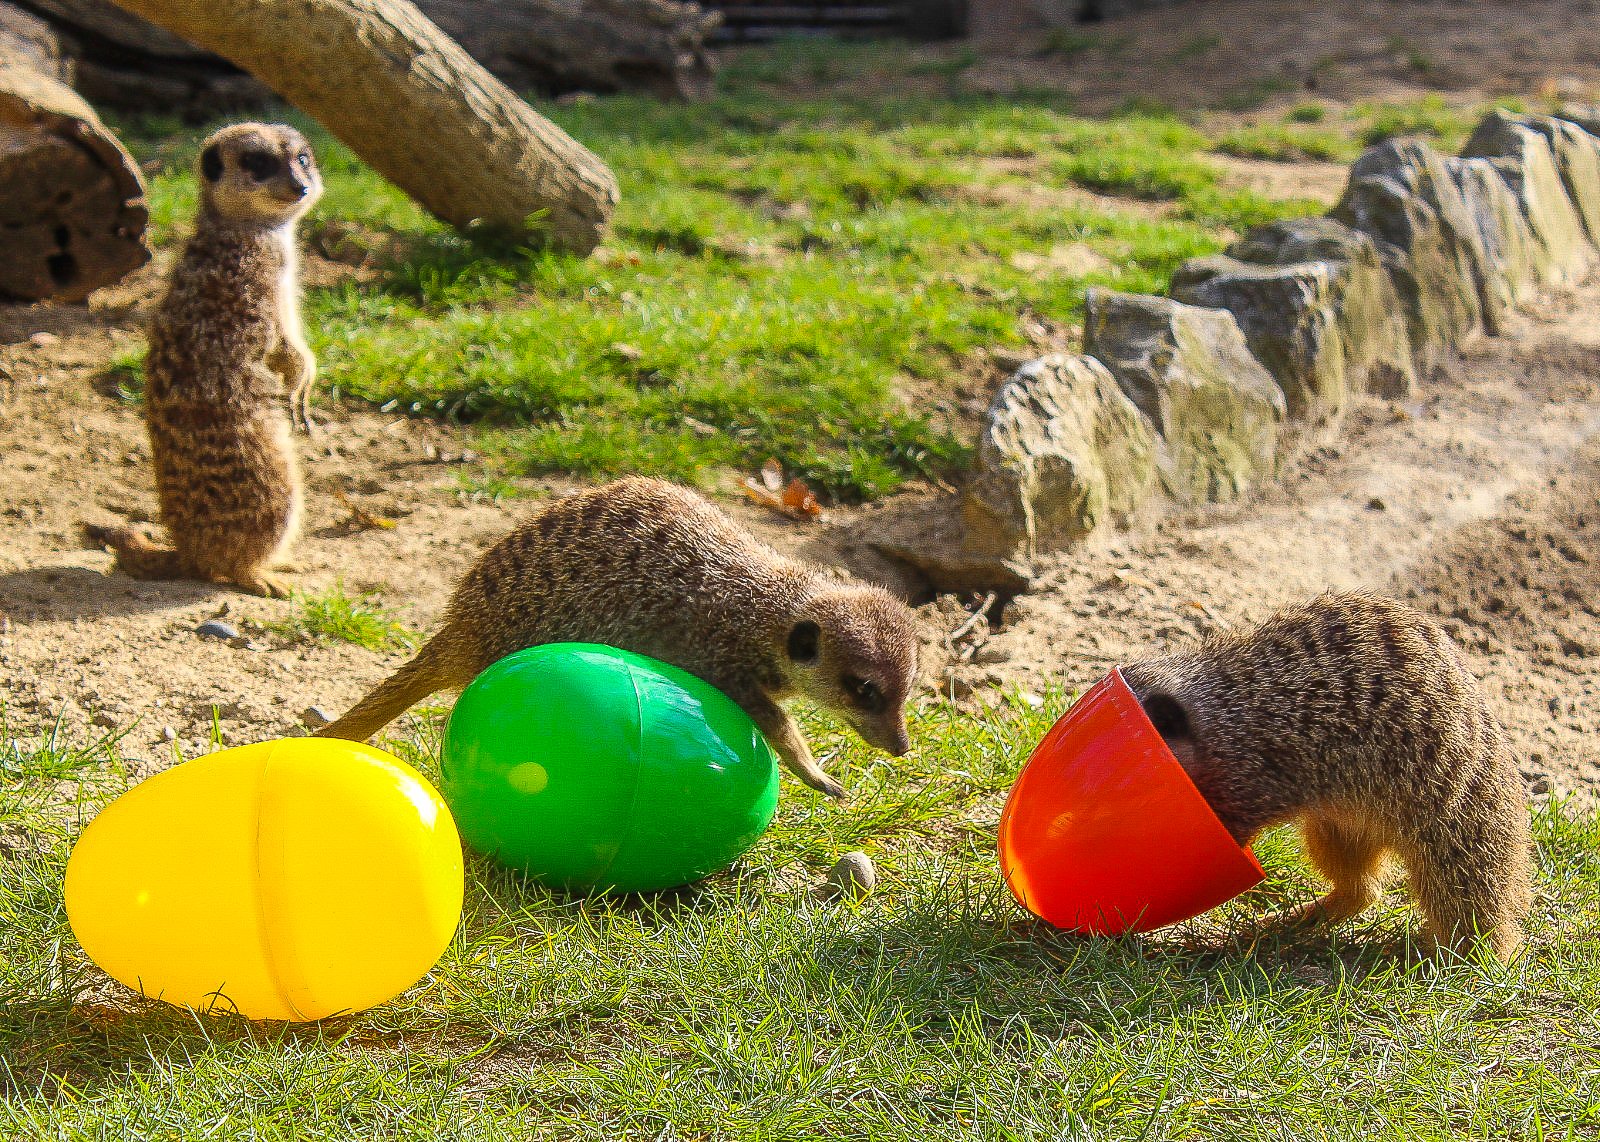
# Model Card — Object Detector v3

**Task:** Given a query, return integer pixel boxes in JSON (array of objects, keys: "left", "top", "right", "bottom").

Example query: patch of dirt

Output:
[
  {"left": 6, "top": 4, "right": 1600, "bottom": 805},
  {"left": 945, "top": 287, "right": 1600, "bottom": 800},
  {"left": 829, "top": 0, "right": 1600, "bottom": 114},
  {"left": 1208, "top": 153, "right": 1351, "bottom": 204}
]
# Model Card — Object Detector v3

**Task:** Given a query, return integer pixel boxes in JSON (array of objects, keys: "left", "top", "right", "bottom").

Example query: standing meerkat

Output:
[
  {"left": 87, "top": 123, "right": 322, "bottom": 599},
  {"left": 318, "top": 477, "right": 921, "bottom": 799},
  {"left": 1121, "top": 591, "right": 1533, "bottom": 959}
]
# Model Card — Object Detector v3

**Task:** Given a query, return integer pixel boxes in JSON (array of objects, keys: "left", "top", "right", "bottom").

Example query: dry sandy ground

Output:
[
  {"left": 4, "top": 1, "right": 1600, "bottom": 801},
  {"left": 959, "top": 0, "right": 1600, "bottom": 113},
  {"left": 4, "top": 275, "right": 1600, "bottom": 800},
  {"left": 952, "top": 290, "right": 1600, "bottom": 801}
]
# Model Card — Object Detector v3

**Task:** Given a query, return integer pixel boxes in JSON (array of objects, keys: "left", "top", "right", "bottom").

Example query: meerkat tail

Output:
[
  {"left": 83, "top": 523, "right": 191, "bottom": 580},
  {"left": 316, "top": 639, "right": 471, "bottom": 742}
]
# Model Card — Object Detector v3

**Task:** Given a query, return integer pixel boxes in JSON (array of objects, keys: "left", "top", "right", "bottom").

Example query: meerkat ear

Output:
[
  {"left": 786, "top": 620, "right": 821, "bottom": 665},
  {"left": 201, "top": 145, "right": 224, "bottom": 182},
  {"left": 1140, "top": 691, "right": 1193, "bottom": 746}
]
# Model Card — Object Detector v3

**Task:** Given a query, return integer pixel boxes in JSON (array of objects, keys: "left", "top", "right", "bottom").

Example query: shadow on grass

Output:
[{"left": 0, "top": 995, "right": 395, "bottom": 1099}]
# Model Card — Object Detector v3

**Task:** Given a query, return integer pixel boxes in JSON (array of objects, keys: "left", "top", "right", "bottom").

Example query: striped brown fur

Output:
[
  {"left": 87, "top": 123, "right": 322, "bottom": 598},
  {"left": 1124, "top": 591, "right": 1533, "bottom": 959},
  {"left": 319, "top": 477, "right": 921, "bottom": 799}
]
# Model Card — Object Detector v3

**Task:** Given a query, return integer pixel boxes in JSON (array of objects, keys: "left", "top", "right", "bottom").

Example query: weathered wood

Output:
[
  {"left": 17, "top": 0, "right": 269, "bottom": 109},
  {"left": 0, "top": 1, "right": 149, "bottom": 302},
  {"left": 111, "top": 0, "right": 619, "bottom": 251},
  {"left": 418, "top": 0, "right": 719, "bottom": 101},
  {"left": 14, "top": 0, "right": 718, "bottom": 107}
]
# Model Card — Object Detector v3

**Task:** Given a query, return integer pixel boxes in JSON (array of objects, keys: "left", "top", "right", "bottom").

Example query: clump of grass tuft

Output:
[
  {"left": 1050, "top": 114, "right": 1215, "bottom": 199},
  {"left": 1039, "top": 28, "right": 1099, "bottom": 58},
  {"left": 1215, "top": 74, "right": 1298, "bottom": 112},
  {"left": 1171, "top": 32, "right": 1222, "bottom": 60},
  {"left": 1353, "top": 95, "right": 1474, "bottom": 149},
  {"left": 103, "top": 347, "right": 147, "bottom": 405},
  {"left": 271, "top": 581, "right": 416, "bottom": 653},
  {"left": 1214, "top": 123, "right": 1353, "bottom": 163}
]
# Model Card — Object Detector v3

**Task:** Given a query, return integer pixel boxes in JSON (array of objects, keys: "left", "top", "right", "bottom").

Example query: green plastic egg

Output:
[{"left": 440, "top": 643, "right": 780, "bottom": 893}]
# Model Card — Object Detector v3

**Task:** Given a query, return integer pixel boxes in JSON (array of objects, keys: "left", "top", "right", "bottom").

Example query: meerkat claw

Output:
[{"left": 810, "top": 772, "right": 848, "bottom": 801}]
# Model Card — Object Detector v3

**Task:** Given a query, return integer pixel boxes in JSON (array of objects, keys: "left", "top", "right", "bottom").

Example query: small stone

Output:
[
  {"left": 161, "top": 726, "right": 177, "bottom": 742},
  {"left": 608, "top": 341, "right": 644, "bottom": 361},
  {"left": 301, "top": 705, "right": 335, "bottom": 728},
  {"left": 91, "top": 711, "right": 118, "bottom": 728},
  {"left": 195, "top": 619, "right": 240, "bottom": 641},
  {"left": 1366, "top": 497, "right": 1387, "bottom": 511},
  {"left": 1526, "top": 773, "right": 1553, "bottom": 796},
  {"left": 817, "top": 851, "right": 877, "bottom": 902},
  {"left": 28, "top": 331, "right": 59, "bottom": 347}
]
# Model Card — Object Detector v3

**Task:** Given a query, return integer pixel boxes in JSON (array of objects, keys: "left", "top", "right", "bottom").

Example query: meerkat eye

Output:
[
  {"left": 842, "top": 674, "right": 885, "bottom": 713},
  {"left": 296, "top": 152, "right": 312, "bottom": 170},
  {"left": 240, "top": 151, "right": 281, "bottom": 181}
]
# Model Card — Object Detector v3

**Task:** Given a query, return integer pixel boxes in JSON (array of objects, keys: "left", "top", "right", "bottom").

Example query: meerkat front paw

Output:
[
  {"left": 804, "top": 768, "right": 848, "bottom": 802},
  {"left": 290, "top": 384, "right": 318, "bottom": 435}
]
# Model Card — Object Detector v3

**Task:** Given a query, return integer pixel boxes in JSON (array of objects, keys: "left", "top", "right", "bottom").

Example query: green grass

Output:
[
  {"left": 103, "top": 48, "right": 1525, "bottom": 504},
  {"left": 269, "top": 582, "right": 417, "bottom": 653},
  {"left": 1353, "top": 93, "right": 1475, "bottom": 149},
  {"left": 1038, "top": 29, "right": 1101, "bottom": 58},
  {"left": 107, "top": 44, "right": 1349, "bottom": 503},
  {"left": 2, "top": 697, "right": 1598, "bottom": 1139},
  {"left": 1214, "top": 123, "right": 1352, "bottom": 163}
]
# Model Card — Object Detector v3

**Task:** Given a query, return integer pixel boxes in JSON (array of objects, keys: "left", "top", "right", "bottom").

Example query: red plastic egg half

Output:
[{"left": 998, "top": 669, "right": 1265, "bottom": 934}]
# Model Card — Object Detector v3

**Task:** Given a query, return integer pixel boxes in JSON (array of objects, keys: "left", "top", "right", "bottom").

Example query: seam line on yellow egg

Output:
[{"left": 254, "top": 740, "right": 309, "bottom": 1020}]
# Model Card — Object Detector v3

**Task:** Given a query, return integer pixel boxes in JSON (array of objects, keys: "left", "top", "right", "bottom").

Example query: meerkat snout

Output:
[
  {"left": 200, "top": 123, "right": 323, "bottom": 228},
  {"left": 784, "top": 586, "right": 917, "bottom": 757}
]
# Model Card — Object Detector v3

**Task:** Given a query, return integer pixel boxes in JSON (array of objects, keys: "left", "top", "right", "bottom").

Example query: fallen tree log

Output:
[
  {"left": 0, "top": 1, "right": 148, "bottom": 302},
  {"left": 110, "top": 0, "right": 620, "bottom": 251},
  {"left": 417, "top": 0, "right": 718, "bottom": 101},
  {"left": 15, "top": 0, "right": 716, "bottom": 108},
  {"left": 17, "top": 0, "right": 270, "bottom": 109}
]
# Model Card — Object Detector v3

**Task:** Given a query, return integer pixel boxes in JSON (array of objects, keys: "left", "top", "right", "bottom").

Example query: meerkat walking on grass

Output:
[
  {"left": 87, "top": 123, "right": 322, "bottom": 599},
  {"left": 1122, "top": 591, "right": 1533, "bottom": 959},
  {"left": 318, "top": 477, "right": 921, "bottom": 799}
]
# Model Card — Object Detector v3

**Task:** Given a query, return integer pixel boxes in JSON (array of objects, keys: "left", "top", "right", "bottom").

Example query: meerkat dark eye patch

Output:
[
  {"left": 842, "top": 674, "right": 885, "bottom": 714},
  {"left": 786, "top": 620, "right": 820, "bottom": 664},
  {"left": 200, "top": 145, "right": 223, "bottom": 182},
  {"left": 1140, "top": 691, "right": 1192, "bottom": 745},
  {"left": 240, "top": 150, "right": 282, "bottom": 180}
]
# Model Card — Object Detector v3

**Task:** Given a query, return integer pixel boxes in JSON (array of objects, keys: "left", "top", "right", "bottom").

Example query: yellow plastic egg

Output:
[{"left": 65, "top": 738, "right": 464, "bottom": 1021}]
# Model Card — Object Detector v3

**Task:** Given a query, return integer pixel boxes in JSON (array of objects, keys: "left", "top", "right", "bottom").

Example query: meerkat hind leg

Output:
[
  {"left": 1262, "top": 811, "right": 1389, "bottom": 933},
  {"left": 1403, "top": 817, "right": 1528, "bottom": 961}
]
